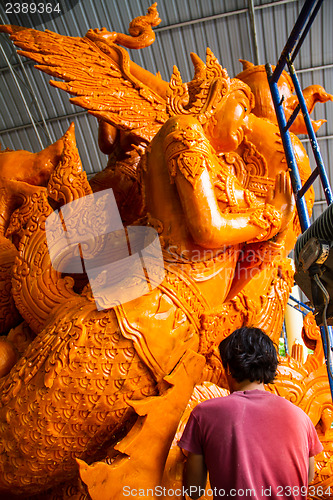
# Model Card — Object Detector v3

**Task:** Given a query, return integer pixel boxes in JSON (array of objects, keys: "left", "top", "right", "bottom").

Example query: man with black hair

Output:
[{"left": 178, "top": 327, "right": 323, "bottom": 500}]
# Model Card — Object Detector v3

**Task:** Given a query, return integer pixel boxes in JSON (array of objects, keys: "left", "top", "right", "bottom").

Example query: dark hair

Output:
[{"left": 219, "top": 327, "right": 278, "bottom": 384}]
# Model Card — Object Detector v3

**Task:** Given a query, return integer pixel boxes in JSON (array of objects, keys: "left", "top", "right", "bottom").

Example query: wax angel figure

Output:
[{"left": 0, "top": 4, "right": 332, "bottom": 499}]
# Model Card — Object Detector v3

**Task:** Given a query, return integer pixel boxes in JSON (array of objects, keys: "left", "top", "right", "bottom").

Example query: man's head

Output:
[{"left": 219, "top": 327, "right": 278, "bottom": 385}]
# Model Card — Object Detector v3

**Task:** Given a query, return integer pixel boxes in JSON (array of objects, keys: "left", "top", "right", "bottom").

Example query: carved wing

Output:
[{"left": 0, "top": 25, "right": 168, "bottom": 142}]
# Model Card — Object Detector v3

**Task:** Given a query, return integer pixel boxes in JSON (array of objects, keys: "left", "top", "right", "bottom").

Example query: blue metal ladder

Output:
[{"left": 265, "top": 0, "right": 333, "bottom": 400}]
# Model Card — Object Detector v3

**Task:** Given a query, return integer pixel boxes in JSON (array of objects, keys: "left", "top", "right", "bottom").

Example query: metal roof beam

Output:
[
  {"left": 296, "top": 63, "right": 333, "bottom": 73},
  {"left": 248, "top": 0, "right": 260, "bottom": 66},
  {"left": 0, "top": 43, "right": 46, "bottom": 148},
  {"left": 0, "top": 33, "right": 54, "bottom": 146},
  {"left": 301, "top": 134, "right": 333, "bottom": 143},
  {"left": 0, "top": 110, "right": 88, "bottom": 135},
  {"left": 155, "top": 0, "right": 297, "bottom": 33}
]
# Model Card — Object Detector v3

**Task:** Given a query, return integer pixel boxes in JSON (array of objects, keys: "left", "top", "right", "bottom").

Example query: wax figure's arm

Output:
[
  {"left": 164, "top": 117, "right": 293, "bottom": 249},
  {"left": 175, "top": 168, "right": 282, "bottom": 248},
  {"left": 184, "top": 452, "right": 207, "bottom": 499},
  {"left": 309, "top": 456, "right": 315, "bottom": 483}
]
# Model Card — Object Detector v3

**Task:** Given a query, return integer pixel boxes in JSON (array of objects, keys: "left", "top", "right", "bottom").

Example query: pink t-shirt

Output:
[{"left": 178, "top": 390, "right": 323, "bottom": 499}]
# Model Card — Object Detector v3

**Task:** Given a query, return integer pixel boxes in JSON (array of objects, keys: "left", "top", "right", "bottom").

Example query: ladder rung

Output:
[
  {"left": 287, "top": 60, "right": 333, "bottom": 205},
  {"left": 297, "top": 167, "right": 319, "bottom": 199},
  {"left": 285, "top": 104, "right": 301, "bottom": 131}
]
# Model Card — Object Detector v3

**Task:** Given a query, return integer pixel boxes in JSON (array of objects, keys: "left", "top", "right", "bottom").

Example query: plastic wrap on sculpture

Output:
[{"left": 0, "top": 4, "right": 332, "bottom": 499}]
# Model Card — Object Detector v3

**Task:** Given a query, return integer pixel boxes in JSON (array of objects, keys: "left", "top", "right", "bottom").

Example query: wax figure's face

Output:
[{"left": 208, "top": 89, "right": 250, "bottom": 152}]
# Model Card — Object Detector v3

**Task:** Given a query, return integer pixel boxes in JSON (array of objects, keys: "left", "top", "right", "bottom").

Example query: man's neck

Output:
[{"left": 229, "top": 379, "right": 266, "bottom": 393}]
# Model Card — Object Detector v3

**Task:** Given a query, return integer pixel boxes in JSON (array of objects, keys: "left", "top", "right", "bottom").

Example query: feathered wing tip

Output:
[{"left": 0, "top": 24, "right": 24, "bottom": 35}]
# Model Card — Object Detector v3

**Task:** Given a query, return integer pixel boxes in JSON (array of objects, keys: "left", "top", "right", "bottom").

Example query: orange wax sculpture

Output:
[{"left": 0, "top": 4, "right": 332, "bottom": 499}]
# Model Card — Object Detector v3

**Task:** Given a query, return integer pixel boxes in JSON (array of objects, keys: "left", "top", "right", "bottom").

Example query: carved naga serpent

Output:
[{"left": 0, "top": 126, "right": 160, "bottom": 495}]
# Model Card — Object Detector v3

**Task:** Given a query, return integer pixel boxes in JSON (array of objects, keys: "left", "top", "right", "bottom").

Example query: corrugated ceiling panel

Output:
[{"left": 255, "top": 1, "right": 298, "bottom": 65}]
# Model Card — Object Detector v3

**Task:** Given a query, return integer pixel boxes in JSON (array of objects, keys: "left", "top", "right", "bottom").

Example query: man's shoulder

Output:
[
  {"left": 192, "top": 393, "right": 239, "bottom": 415},
  {"left": 259, "top": 391, "right": 314, "bottom": 423},
  {"left": 193, "top": 395, "right": 227, "bottom": 410},
  {"left": 265, "top": 390, "right": 302, "bottom": 408},
  {"left": 192, "top": 390, "right": 312, "bottom": 419}
]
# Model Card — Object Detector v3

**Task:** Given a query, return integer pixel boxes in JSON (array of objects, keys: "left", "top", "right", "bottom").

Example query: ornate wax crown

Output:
[{"left": 166, "top": 48, "right": 254, "bottom": 123}]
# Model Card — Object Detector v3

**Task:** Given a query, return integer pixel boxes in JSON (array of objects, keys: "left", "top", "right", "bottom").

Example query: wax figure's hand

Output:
[{"left": 266, "top": 171, "right": 295, "bottom": 231}]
